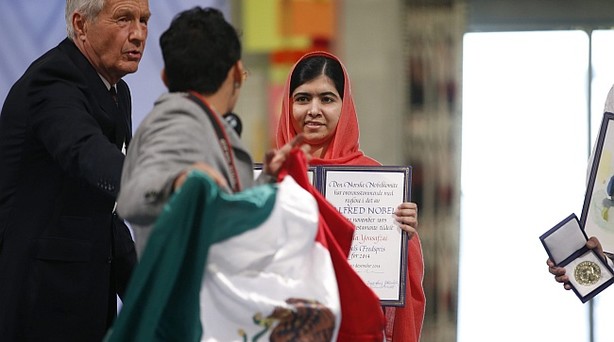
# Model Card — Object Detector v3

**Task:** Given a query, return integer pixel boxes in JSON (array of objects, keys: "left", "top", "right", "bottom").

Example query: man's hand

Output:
[
  {"left": 262, "top": 133, "right": 310, "bottom": 178},
  {"left": 173, "top": 162, "right": 229, "bottom": 191}
]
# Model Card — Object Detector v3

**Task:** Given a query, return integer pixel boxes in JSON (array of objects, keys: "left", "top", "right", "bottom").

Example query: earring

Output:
[{"left": 233, "top": 82, "right": 240, "bottom": 89}]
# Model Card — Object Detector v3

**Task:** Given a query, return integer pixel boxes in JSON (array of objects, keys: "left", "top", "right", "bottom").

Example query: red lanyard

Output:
[{"left": 187, "top": 91, "right": 241, "bottom": 192}]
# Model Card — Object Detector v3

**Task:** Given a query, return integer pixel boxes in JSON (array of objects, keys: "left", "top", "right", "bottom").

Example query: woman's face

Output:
[{"left": 291, "top": 74, "right": 342, "bottom": 153}]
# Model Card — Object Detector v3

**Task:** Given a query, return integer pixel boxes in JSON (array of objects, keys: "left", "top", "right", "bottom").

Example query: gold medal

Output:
[{"left": 574, "top": 260, "right": 601, "bottom": 286}]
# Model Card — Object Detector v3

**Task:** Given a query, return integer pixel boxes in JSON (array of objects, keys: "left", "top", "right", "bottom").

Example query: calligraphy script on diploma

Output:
[{"left": 323, "top": 169, "right": 407, "bottom": 302}]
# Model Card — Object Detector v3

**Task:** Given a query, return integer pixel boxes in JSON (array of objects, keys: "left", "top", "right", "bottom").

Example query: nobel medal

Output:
[{"left": 574, "top": 260, "right": 601, "bottom": 286}]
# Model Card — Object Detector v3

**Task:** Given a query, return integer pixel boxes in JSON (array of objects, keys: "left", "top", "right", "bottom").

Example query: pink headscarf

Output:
[{"left": 276, "top": 51, "right": 379, "bottom": 166}]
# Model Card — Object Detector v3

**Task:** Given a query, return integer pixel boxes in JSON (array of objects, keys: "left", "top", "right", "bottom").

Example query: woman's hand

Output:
[
  {"left": 546, "top": 258, "right": 571, "bottom": 290},
  {"left": 394, "top": 202, "right": 418, "bottom": 240}
]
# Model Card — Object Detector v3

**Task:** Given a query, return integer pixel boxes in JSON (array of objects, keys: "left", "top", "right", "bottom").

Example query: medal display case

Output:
[{"left": 540, "top": 214, "right": 614, "bottom": 303}]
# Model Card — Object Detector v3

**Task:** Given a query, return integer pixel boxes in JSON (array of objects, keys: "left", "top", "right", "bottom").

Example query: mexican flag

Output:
[{"left": 105, "top": 150, "right": 384, "bottom": 341}]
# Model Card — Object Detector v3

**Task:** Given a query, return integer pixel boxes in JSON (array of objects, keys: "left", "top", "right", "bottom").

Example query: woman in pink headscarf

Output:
[{"left": 276, "top": 51, "right": 425, "bottom": 342}]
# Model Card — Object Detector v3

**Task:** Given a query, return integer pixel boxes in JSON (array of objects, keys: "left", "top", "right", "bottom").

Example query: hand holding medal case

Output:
[{"left": 540, "top": 214, "right": 614, "bottom": 303}]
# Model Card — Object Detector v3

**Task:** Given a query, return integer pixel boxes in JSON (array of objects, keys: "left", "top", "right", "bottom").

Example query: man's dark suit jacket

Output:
[{"left": 0, "top": 38, "right": 136, "bottom": 341}]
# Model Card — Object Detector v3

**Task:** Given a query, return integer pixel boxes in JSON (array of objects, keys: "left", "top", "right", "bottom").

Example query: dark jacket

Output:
[{"left": 0, "top": 38, "right": 136, "bottom": 342}]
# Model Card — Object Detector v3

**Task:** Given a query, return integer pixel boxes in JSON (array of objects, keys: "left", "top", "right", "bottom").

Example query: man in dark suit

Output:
[{"left": 0, "top": 0, "right": 150, "bottom": 340}]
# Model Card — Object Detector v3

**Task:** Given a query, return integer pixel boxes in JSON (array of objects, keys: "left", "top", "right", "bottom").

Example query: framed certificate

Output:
[
  {"left": 581, "top": 112, "right": 614, "bottom": 257},
  {"left": 319, "top": 165, "right": 411, "bottom": 306}
]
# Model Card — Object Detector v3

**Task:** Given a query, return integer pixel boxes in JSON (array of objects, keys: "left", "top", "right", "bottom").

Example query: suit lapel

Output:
[
  {"left": 89, "top": 75, "right": 130, "bottom": 151},
  {"left": 60, "top": 39, "right": 131, "bottom": 151},
  {"left": 99, "top": 86, "right": 128, "bottom": 151}
]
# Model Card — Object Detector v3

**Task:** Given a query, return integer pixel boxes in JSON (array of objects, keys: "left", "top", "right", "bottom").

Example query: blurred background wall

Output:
[{"left": 5, "top": 1, "right": 614, "bottom": 341}]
